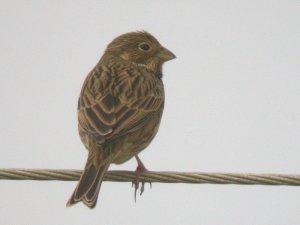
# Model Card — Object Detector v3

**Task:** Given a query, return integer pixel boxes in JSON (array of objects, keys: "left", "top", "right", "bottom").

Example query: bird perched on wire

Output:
[{"left": 67, "top": 31, "right": 175, "bottom": 208}]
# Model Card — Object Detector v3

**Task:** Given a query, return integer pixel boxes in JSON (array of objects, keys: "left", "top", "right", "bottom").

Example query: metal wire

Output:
[{"left": 1, "top": 169, "right": 300, "bottom": 186}]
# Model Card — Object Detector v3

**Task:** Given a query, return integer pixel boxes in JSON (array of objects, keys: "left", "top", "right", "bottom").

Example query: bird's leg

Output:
[{"left": 132, "top": 155, "right": 152, "bottom": 201}]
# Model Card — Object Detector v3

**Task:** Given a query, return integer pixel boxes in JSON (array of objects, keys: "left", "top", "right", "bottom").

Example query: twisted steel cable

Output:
[{"left": 1, "top": 169, "right": 300, "bottom": 186}]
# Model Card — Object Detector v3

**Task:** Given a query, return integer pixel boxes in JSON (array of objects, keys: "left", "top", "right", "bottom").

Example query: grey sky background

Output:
[{"left": 0, "top": 1, "right": 300, "bottom": 224}]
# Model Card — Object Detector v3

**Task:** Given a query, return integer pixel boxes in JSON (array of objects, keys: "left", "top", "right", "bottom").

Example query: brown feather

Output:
[{"left": 67, "top": 31, "right": 175, "bottom": 208}]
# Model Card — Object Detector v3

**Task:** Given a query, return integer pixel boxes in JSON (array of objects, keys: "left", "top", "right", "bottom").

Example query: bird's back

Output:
[{"left": 77, "top": 62, "right": 164, "bottom": 164}]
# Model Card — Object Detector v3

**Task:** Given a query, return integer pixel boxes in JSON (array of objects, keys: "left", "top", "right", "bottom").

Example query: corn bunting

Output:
[{"left": 67, "top": 31, "right": 175, "bottom": 208}]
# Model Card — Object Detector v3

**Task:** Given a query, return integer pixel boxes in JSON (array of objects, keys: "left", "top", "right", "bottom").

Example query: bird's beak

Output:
[{"left": 157, "top": 47, "right": 176, "bottom": 61}]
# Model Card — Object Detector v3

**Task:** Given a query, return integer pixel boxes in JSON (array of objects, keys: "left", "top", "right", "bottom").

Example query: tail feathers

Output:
[{"left": 66, "top": 162, "right": 109, "bottom": 209}]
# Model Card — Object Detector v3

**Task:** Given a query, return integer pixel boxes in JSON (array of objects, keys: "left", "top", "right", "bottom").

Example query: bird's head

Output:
[{"left": 104, "top": 31, "right": 176, "bottom": 77}]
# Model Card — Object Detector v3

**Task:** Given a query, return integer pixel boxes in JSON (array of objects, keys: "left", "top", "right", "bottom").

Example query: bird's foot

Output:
[{"left": 132, "top": 155, "right": 152, "bottom": 202}]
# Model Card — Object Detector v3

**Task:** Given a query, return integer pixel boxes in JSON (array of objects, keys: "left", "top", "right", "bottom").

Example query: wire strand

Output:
[{"left": 1, "top": 169, "right": 300, "bottom": 186}]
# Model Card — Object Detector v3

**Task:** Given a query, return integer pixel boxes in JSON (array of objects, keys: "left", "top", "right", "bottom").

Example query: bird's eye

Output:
[{"left": 138, "top": 42, "right": 151, "bottom": 51}]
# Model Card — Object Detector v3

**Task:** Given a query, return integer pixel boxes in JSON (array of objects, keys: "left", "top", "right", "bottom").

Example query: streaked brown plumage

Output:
[{"left": 67, "top": 31, "right": 175, "bottom": 208}]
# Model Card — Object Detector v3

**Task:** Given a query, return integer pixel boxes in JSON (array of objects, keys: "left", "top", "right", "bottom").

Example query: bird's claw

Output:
[
  {"left": 132, "top": 178, "right": 152, "bottom": 202},
  {"left": 132, "top": 155, "right": 152, "bottom": 202}
]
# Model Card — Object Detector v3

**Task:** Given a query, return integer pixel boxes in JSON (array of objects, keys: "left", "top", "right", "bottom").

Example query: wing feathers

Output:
[
  {"left": 84, "top": 108, "right": 112, "bottom": 135},
  {"left": 78, "top": 65, "right": 164, "bottom": 143}
]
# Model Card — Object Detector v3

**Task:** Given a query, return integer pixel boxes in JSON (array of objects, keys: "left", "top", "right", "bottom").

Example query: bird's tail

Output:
[{"left": 66, "top": 154, "right": 110, "bottom": 209}]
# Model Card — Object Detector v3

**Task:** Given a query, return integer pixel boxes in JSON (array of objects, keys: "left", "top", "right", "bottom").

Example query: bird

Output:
[{"left": 66, "top": 31, "right": 176, "bottom": 208}]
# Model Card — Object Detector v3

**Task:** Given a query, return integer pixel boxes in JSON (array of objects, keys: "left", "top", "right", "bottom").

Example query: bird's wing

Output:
[{"left": 78, "top": 66, "right": 164, "bottom": 144}]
